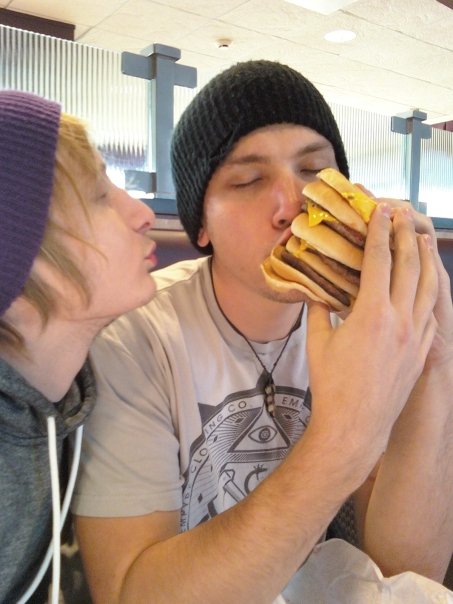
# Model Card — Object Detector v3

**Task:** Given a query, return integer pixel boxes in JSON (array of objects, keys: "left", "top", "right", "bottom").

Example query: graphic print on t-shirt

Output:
[{"left": 180, "top": 373, "right": 311, "bottom": 531}]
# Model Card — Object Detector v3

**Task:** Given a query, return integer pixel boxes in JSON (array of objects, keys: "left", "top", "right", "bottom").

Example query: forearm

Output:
[
  {"left": 119, "top": 426, "right": 376, "bottom": 604},
  {"left": 363, "top": 364, "right": 453, "bottom": 581}
]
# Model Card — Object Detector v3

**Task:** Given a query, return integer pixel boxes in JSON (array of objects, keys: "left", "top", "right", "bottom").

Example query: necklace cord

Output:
[
  {"left": 209, "top": 264, "right": 305, "bottom": 417},
  {"left": 233, "top": 306, "right": 304, "bottom": 416}
]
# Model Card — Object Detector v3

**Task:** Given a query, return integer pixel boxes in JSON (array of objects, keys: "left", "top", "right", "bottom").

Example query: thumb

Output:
[{"left": 306, "top": 301, "right": 333, "bottom": 341}]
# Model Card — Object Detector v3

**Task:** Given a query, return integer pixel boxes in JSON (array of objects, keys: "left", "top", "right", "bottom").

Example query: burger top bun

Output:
[
  {"left": 317, "top": 168, "right": 376, "bottom": 224},
  {"left": 303, "top": 179, "right": 368, "bottom": 237},
  {"left": 291, "top": 213, "right": 364, "bottom": 271}
]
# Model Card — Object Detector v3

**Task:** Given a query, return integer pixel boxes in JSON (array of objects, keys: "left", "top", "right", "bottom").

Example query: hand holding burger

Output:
[{"left": 261, "top": 168, "right": 377, "bottom": 312}]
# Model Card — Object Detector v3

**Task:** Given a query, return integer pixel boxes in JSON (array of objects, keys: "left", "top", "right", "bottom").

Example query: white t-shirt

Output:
[
  {"left": 74, "top": 258, "right": 310, "bottom": 523},
  {"left": 73, "top": 257, "right": 311, "bottom": 599}
]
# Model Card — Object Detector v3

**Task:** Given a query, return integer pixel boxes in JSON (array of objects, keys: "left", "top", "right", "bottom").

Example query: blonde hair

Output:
[{"left": 0, "top": 113, "right": 101, "bottom": 350}]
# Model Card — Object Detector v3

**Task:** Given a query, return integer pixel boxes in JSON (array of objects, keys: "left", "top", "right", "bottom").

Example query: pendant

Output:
[{"left": 264, "top": 376, "right": 277, "bottom": 417}]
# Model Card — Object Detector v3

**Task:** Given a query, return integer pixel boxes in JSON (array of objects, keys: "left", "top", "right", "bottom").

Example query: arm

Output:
[
  {"left": 75, "top": 426, "right": 374, "bottom": 604},
  {"left": 359, "top": 216, "right": 453, "bottom": 581},
  {"left": 76, "top": 205, "right": 438, "bottom": 603}
]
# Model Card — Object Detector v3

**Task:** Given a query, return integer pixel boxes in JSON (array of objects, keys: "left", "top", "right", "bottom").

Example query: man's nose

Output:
[{"left": 272, "top": 174, "right": 304, "bottom": 228}]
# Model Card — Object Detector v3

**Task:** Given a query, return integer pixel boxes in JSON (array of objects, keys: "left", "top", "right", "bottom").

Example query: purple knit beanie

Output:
[{"left": 0, "top": 90, "right": 61, "bottom": 316}]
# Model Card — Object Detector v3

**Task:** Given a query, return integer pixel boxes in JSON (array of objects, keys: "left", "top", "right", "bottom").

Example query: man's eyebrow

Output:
[
  {"left": 224, "top": 154, "right": 270, "bottom": 167},
  {"left": 294, "top": 141, "right": 332, "bottom": 156},
  {"left": 225, "top": 141, "right": 333, "bottom": 166}
]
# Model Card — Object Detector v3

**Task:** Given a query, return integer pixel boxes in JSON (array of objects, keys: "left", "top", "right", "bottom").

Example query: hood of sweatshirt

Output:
[
  {"left": 0, "top": 358, "right": 96, "bottom": 444},
  {"left": 0, "top": 357, "right": 96, "bottom": 603}
]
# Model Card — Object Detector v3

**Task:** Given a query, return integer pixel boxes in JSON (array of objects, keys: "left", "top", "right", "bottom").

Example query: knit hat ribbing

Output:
[
  {"left": 171, "top": 60, "right": 349, "bottom": 254},
  {"left": 0, "top": 90, "right": 61, "bottom": 315}
]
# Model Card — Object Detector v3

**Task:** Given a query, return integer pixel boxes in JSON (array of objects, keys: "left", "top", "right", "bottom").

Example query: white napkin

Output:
[{"left": 274, "top": 539, "right": 453, "bottom": 604}]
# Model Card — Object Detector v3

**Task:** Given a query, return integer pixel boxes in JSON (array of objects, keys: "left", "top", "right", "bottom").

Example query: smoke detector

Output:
[{"left": 217, "top": 38, "right": 232, "bottom": 49}]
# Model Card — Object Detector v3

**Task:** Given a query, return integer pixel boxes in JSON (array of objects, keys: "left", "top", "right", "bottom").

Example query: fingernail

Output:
[
  {"left": 401, "top": 206, "right": 413, "bottom": 220},
  {"left": 379, "top": 203, "right": 391, "bottom": 218},
  {"left": 423, "top": 234, "right": 433, "bottom": 250}
]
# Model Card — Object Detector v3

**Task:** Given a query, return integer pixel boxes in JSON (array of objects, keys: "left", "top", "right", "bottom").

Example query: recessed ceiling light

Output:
[
  {"left": 284, "top": 0, "right": 358, "bottom": 15},
  {"left": 324, "top": 29, "right": 357, "bottom": 42}
]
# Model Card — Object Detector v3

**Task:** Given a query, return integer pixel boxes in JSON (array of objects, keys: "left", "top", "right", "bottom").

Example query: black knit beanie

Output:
[{"left": 171, "top": 60, "right": 349, "bottom": 255}]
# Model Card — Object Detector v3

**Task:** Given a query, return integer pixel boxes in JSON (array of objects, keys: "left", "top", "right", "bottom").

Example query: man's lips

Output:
[
  {"left": 276, "top": 226, "right": 293, "bottom": 248},
  {"left": 264, "top": 227, "right": 292, "bottom": 263}
]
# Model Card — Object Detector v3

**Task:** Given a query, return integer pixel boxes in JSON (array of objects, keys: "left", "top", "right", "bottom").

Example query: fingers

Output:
[
  {"left": 375, "top": 201, "right": 443, "bottom": 318},
  {"left": 355, "top": 203, "right": 393, "bottom": 308},
  {"left": 418, "top": 313, "right": 439, "bottom": 370},
  {"left": 389, "top": 208, "right": 421, "bottom": 312},
  {"left": 413, "top": 233, "right": 439, "bottom": 326},
  {"left": 388, "top": 210, "right": 438, "bottom": 328},
  {"left": 356, "top": 204, "right": 438, "bottom": 363},
  {"left": 376, "top": 197, "right": 436, "bottom": 241},
  {"left": 435, "top": 262, "right": 453, "bottom": 319},
  {"left": 432, "top": 246, "right": 452, "bottom": 311},
  {"left": 352, "top": 191, "right": 437, "bottom": 255}
]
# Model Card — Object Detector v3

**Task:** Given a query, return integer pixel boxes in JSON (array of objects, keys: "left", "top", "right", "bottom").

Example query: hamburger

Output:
[{"left": 261, "top": 168, "right": 377, "bottom": 312}]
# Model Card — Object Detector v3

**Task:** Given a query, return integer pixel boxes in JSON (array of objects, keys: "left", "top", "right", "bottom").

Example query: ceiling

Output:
[{"left": 2, "top": 0, "right": 453, "bottom": 123}]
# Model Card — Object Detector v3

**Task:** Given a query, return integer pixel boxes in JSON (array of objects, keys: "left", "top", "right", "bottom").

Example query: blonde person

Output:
[{"left": 0, "top": 90, "right": 157, "bottom": 603}]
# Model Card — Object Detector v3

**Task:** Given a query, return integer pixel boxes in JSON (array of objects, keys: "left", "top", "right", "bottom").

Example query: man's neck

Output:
[{"left": 210, "top": 261, "right": 303, "bottom": 343}]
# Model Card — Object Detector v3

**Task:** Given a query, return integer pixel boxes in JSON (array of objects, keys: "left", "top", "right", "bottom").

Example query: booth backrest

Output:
[
  {"left": 153, "top": 228, "right": 202, "bottom": 270},
  {"left": 152, "top": 223, "right": 453, "bottom": 299}
]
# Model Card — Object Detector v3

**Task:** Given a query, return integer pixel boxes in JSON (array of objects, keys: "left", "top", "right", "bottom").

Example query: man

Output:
[{"left": 73, "top": 61, "right": 453, "bottom": 604}]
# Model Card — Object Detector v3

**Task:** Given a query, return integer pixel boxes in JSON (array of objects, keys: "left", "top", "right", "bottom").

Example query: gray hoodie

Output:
[{"left": 0, "top": 358, "right": 95, "bottom": 603}]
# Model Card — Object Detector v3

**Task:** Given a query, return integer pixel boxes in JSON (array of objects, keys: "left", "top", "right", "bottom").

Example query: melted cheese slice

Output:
[
  {"left": 342, "top": 190, "right": 376, "bottom": 224},
  {"left": 286, "top": 235, "right": 313, "bottom": 257},
  {"left": 295, "top": 240, "right": 309, "bottom": 256},
  {"left": 307, "top": 200, "right": 338, "bottom": 227}
]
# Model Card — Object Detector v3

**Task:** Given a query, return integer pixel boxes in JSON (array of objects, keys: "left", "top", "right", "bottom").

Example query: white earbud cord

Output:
[{"left": 16, "top": 421, "right": 84, "bottom": 604}]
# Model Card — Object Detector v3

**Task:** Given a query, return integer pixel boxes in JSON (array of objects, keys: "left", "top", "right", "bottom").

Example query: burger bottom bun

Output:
[
  {"left": 261, "top": 256, "right": 321, "bottom": 300},
  {"left": 261, "top": 246, "right": 350, "bottom": 313}
]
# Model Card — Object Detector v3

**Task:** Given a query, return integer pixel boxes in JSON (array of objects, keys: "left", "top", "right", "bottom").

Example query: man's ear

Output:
[{"left": 197, "top": 225, "right": 210, "bottom": 248}]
